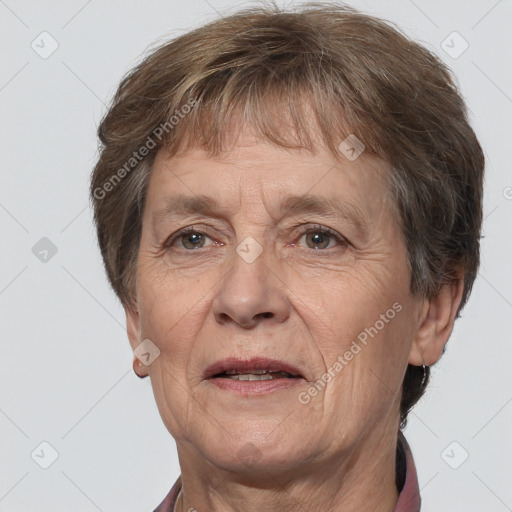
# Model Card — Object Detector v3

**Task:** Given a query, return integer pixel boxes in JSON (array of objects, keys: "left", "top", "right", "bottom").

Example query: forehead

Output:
[
  {"left": 146, "top": 132, "right": 392, "bottom": 223},
  {"left": 151, "top": 132, "right": 389, "bottom": 193}
]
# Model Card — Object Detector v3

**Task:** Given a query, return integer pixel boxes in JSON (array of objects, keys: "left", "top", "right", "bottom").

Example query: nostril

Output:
[{"left": 215, "top": 311, "right": 275, "bottom": 327}]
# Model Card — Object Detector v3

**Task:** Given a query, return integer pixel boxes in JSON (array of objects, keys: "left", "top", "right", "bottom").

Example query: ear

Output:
[
  {"left": 125, "top": 302, "right": 141, "bottom": 351},
  {"left": 409, "top": 273, "right": 465, "bottom": 366},
  {"left": 125, "top": 302, "right": 149, "bottom": 378}
]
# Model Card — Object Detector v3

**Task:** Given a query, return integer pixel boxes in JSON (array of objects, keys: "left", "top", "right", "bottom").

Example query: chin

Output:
[{"left": 198, "top": 429, "right": 312, "bottom": 472}]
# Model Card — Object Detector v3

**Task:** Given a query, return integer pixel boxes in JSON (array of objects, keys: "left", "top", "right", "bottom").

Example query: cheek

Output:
[
  {"left": 136, "top": 254, "right": 212, "bottom": 337},
  {"left": 310, "top": 275, "right": 406, "bottom": 348},
  {"left": 147, "top": 365, "right": 192, "bottom": 441},
  {"left": 313, "top": 290, "right": 414, "bottom": 422},
  {"left": 134, "top": 275, "right": 199, "bottom": 387},
  {"left": 135, "top": 280, "right": 205, "bottom": 437}
]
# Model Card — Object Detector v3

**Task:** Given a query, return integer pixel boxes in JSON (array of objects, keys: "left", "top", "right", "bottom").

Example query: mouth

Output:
[
  {"left": 203, "top": 357, "right": 306, "bottom": 394},
  {"left": 203, "top": 357, "right": 305, "bottom": 381},
  {"left": 216, "top": 369, "right": 298, "bottom": 381}
]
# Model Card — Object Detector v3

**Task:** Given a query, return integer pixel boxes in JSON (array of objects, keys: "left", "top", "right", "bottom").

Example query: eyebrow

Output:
[{"left": 152, "top": 193, "right": 369, "bottom": 237}]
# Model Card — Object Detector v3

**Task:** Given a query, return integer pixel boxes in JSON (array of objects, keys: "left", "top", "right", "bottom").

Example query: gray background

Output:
[{"left": 1, "top": 0, "right": 511, "bottom": 510}]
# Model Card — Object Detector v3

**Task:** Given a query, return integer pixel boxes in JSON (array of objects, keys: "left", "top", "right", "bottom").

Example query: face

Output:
[{"left": 126, "top": 128, "right": 425, "bottom": 478}]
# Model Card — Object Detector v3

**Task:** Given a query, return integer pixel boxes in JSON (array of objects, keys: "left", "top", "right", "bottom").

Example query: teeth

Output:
[
  {"left": 222, "top": 371, "right": 292, "bottom": 381},
  {"left": 226, "top": 373, "right": 275, "bottom": 381},
  {"left": 225, "top": 369, "right": 269, "bottom": 375}
]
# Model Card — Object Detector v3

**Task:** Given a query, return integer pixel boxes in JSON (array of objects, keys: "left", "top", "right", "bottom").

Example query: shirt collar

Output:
[{"left": 394, "top": 435, "right": 421, "bottom": 512}]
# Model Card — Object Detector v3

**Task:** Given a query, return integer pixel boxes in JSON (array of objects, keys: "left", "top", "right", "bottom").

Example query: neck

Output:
[{"left": 175, "top": 430, "right": 400, "bottom": 512}]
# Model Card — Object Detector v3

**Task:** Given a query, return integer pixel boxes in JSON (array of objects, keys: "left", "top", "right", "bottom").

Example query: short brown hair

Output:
[{"left": 90, "top": 1, "right": 484, "bottom": 426}]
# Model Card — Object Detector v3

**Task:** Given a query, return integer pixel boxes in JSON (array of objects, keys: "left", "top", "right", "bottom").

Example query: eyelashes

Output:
[
  {"left": 165, "top": 227, "right": 217, "bottom": 251},
  {"left": 295, "top": 224, "right": 347, "bottom": 250},
  {"left": 164, "top": 224, "right": 349, "bottom": 252}
]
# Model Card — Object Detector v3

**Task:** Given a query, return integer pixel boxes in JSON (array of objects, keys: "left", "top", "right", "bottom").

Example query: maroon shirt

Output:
[{"left": 154, "top": 436, "right": 421, "bottom": 512}]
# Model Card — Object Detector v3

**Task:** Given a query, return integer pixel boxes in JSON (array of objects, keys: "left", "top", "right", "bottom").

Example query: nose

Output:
[{"left": 212, "top": 246, "right": 291, "bottom": 329}]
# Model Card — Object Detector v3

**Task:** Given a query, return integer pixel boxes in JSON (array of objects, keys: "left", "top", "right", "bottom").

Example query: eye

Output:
[
  {"left": 296, "top": 224, "right": 347, "bottom": 250},
  {"left": 164, "top": 224, "right": 347, "bottom": 252},
  {"left": 165, "top": 227, "right": 215, "bottom": 250}
]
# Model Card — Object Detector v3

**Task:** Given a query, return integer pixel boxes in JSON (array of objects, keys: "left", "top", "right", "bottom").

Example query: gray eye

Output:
[
  {"left": 180, "top": 232, "right": 208, "bottom": 249},
  {"left": 301, "top": 231, "right": 337, "bottom": 250}
]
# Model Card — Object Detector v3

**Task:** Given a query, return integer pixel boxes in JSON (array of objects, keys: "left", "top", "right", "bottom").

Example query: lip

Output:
[
  {"left": 203, "top": 357, "right": 305, "bottom": 380},
  {"left": 209, "top": 377, "right": 304, "bottom": 395},
  {"left": 203, "top": 358, "right": 307, "bottom": 395}
]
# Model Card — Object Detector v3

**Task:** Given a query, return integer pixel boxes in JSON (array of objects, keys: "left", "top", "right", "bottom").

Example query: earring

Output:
[
  {"left": 420, "top": 362, "right": 427, "bottom": 388},
  {"left": 133, "top": 357, "right": 148, "bottom": 379}
]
